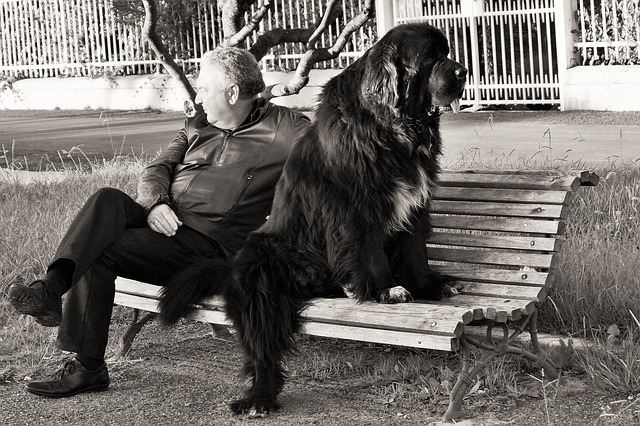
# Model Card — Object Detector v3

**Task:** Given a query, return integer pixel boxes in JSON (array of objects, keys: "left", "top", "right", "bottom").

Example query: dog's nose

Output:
[{"left": 455, "top": 67, "right": 468, "bottom": 80}]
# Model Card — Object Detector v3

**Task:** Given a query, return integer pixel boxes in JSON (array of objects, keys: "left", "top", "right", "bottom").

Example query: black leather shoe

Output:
[
  {"left": 8, "top": 280, "right": 62, "bottom": 327},
  {"left": 26, "top": 359, "right": 109, "bottom": 398}
]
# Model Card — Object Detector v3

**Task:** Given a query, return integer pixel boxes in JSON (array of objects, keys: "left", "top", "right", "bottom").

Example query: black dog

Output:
[{"left": 159, "top": 22, "right": 467, "bottom": 417}]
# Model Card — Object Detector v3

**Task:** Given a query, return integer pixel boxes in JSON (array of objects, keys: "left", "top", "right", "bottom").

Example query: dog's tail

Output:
[
  {"left": 226, "top": 232, "right": 313, "bottom": 365},
  {"left": 158, "top": 257, "right": 232, "bottom": 327}
]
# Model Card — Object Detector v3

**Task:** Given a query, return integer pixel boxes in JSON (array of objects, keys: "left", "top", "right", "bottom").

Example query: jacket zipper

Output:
[
  {"left": 228, "top": 172, "right": 253, "bottom": 213},
  {"left": 214, "top": 132, "right": 231, "bottom": 166}
]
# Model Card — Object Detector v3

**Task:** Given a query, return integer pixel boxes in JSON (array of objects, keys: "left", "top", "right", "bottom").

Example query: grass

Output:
[{"left": 1, "top": 132, "right": 640, "bottom": 423}]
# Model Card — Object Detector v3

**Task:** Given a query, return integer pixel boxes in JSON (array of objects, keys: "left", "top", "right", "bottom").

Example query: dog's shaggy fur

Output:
[{"left": 159, "top": 22, "right": 467, "bottom": 416}]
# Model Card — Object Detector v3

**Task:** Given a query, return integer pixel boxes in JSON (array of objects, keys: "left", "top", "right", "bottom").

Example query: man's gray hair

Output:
[{"left": 200, "top": 47, "right": 265, "bottom": 98}]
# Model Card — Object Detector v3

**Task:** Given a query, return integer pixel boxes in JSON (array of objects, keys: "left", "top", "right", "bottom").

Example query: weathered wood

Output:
[
  {"left": 114, "top": 280, "right": 471, "bottom": 337},
  {"left": 427, "top": 232, "right": 559, "bottom": 252},
  {"left": 302, "top": 322, "right": 459, "bottom": 352},
  {"left": 116, "top": 278, "right": 162, "bottom": 298},
  {"left": 457, "top": 281, "right": 546, "bottom": 301},
  {"left": 438, "top": 295, "right": 537, "bottom": 322},
  {"left": 430, "top": 215, "right": 564, "bottom": 235},
  {"left": 431, "top": 200, "right": 567, "bottom": 219},
  {"left": 427, "top": 247, "right": 556, "bottom": 269},
  {"left": 439, "top": 171, "right": 583, "bottom": 191},
  {"left": 433, "top": 267, "right": 550, "bottom": 286},
  {"left": 434, "top": 187, "right": 570, "bottom": 205}
]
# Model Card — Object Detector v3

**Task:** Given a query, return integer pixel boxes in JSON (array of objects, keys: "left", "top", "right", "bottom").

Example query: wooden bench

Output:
[{"left": 113, "top": 169, "right": 598, "bottom": 422}]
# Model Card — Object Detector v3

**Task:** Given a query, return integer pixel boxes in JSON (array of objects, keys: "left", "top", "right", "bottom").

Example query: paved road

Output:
[
  {"left": 0, "top": 111, "right": 184, "bottom": 166},
  {"left": 1, "top": 110, "right": 639, "bottom": 170}
]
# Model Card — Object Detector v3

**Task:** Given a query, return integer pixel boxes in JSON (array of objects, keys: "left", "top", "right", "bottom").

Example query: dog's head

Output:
[{"left": 361, "top": 23, "right": 467, "bottom": 119}]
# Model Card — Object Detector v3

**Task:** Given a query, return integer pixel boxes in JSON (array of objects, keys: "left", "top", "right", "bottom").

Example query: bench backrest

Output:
[{"left": 428, "top": 170, "right": 598, "bottom": 324}]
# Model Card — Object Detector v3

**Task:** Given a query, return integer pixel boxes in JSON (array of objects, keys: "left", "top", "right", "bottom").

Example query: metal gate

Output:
[{"left": 394, "top": 0, "right": 560, "bottom": 108}]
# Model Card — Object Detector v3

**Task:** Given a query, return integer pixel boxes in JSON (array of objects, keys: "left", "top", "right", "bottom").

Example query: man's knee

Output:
[{"left": 88, "top": 187, "right": 129, "bottom": 204}]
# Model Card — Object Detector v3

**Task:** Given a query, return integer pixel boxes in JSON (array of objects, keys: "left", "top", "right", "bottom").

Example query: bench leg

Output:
[
  {"left": 112, "top": 309, "right": 156, "bottom": 360},
  {"left": 528, "top": 309, "right": 560, "bottom": 382},
  {"left": 443, "top": 337, "right": 473, "bottom": 421},
  {"left": 443, "top": 311, "right": 560, "bottom": 422}
]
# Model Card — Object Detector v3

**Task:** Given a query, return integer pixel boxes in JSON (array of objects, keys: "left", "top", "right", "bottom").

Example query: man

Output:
[{"left": 8, "top": 47, "right": 311, "bottom": 398}]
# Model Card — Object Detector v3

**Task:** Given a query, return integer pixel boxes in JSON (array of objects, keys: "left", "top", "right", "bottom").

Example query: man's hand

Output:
[{"left": 148, "top": 204, "right": 183, "bottom": 237}]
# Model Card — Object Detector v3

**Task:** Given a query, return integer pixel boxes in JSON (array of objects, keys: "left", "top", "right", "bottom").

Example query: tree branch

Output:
[
  {"left": 306, "top": 0, "right": 341, "bottom": 49},
  {"left": 224, "top": 0, "right": 273, "bottom": 48},
  {"left": 219, "top": 0, "right": 251, "bottom": 39},
  {"left": 141, "top": 0, "right": 199, "bottom": 113},
  {"left": 273, "top": 0, "right": 376, "bottom": 97}
]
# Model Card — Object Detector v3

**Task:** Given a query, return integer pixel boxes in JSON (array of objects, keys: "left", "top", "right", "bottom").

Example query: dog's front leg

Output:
[
  {"left": 386, "top": 208, "right": 462, "bottom": 300},
  {"left": 334, "top": 224, "right": 411, "bottom": 303}
]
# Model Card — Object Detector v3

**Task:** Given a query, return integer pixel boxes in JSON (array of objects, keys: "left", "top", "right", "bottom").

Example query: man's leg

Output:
[
  {"left": 56, "top": 224, "right": 223, "bottom": 359},
  {"left": 9, "top": 187, "right": 147, "bottom": 326},
  {"left": 24, "top": 225, "right": 223, "bottom": 398}
]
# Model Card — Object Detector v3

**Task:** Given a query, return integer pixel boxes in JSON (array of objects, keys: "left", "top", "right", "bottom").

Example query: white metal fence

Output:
[
  {"left": 1, "top": 0, "right": 638, "bottom": 106},
  {"left": 574, "top": 0, "right": 639, "bottom": 65},
  {"left": 395, "top": 0, "right": 560, "bottom": 107},
  {"left": 0, "top": 0, "right": 375, "bottom": 78}
]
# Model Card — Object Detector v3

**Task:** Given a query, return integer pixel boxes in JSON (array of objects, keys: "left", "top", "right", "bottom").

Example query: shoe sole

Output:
[
  {"left": 25, "top": 382, "right": 109, "bottom": 398},
  {"left": 8, "top": 285, "right": 62, "bottom": 327}
]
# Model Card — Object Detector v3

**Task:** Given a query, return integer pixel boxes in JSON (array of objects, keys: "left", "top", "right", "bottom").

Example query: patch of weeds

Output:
[{"left": 573, "top": 312, "right": 640, "bottom": 396}]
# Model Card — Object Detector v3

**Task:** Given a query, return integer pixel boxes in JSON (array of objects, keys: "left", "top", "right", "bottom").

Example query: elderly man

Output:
[{"left": 8, "top": 47, "right": 311, "bottom": 398}]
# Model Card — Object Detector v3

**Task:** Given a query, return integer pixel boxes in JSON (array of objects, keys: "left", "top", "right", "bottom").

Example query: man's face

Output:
[{"left": 195, "top": 66, "right": 232, "bottom": 126}]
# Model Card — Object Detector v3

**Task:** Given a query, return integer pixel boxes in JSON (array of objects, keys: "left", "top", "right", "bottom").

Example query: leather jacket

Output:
[{"left": 136, "top": 98, "right": 311, "bottom": 257}]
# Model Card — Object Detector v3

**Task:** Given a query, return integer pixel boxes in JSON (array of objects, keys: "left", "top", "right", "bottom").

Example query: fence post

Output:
[
  {"left": 461, "top": 0, "right": 483, "bottom": 110},
  {"left": 375, "top": 0, "right": 395, "bottom": 37},
  {"left": 555, "top": 0, "right": 579, "bottom": 111}
]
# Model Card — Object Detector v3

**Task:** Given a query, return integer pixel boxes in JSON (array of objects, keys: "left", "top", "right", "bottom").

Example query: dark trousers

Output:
[{"left": 52, "top": 187, "right": 223, "bottom": 358}]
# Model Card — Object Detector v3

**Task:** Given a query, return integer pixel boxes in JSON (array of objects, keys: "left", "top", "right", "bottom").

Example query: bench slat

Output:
[
  {"left": 302, "top": 322, "right": 458, "bottom": 352},
  {"left": 431, "top": 200, "right": 566, "bottom": 219},
  {"left": 439, "top": 171, "right": 583, "bottom": 191},
  {"left": 434, "top": 187, "right": 570, "bottom": 204},
  {"left": 431, "top": 215, "right": 564, "bottom": 235},
  {"left": 302, "top": 299, "right": 469, "bottom": 335},
  {"left": 116, "top": 278, "right": 162, "bottom": 298},
  {"left": 433, "top": 267, "right": 550, "bottom": 286},
  {"left": 428, "top": 247, "right": 556, "bottom": 269},
  {"left": 458, "top": 281, "right": 545, "bottom": 300},
  {"left": 439, "top": 295, "right": 538, "bottom": 322},
  {"left": 427, "top": 232, "right": 559, "bottom": 252}
]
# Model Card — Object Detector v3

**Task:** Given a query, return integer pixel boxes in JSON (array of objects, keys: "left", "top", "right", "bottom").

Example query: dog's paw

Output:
[
  {"left": 442, "top": 280, "right": 464, "bottom": 298},
  {"left": 230, "top": 397, "right": 279, "bottom": 418},
  {"left": 377, "top": 286, "right": 413, "bottom": 304}
]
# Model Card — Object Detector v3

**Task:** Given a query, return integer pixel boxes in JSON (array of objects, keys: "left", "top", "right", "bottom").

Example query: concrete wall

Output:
[
  {"left": 563, "top": 66, "right": 640, "bottom": 112},
  {"left": 1, "top": 67, "right": 639, "bottom": 111},
  {"left": 0, "top": 70, "right": 341, "bottom": 112}
]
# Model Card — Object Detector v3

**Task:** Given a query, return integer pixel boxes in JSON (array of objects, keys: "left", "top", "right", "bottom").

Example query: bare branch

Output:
[
  {"left": 274, "top": 0, "right": 375, "bottom": 96},
  {"left": 306, "top": 0, "right": 342, "bottom": 49},
  {"left": 247, "top": 0, "right": 342, "bottom": 60},
  {"left": 218, "top": 0, "right": 256, "bottom": 41},
  {"left": 224, "top": 0, "right": 273, "bottom": 48},
  {"left": 141, "top": 0, "right": 198, "bottom": 111},
  {"left": 249, "top": 28, "right": 316, "bottom": 61}
]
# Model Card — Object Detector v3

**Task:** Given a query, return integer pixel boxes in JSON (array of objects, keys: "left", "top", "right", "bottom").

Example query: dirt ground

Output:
[{"left": 0, "top": 318, "right": 632, "bottom": 426}]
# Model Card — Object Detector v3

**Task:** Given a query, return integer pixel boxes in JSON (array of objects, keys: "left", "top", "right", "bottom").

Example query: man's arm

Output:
[
  {"left": 137, "top": 121, "right": 190, "bottom": 236},
  {"left": 136, "top": 123, "right": 190, "bottom": 213}
]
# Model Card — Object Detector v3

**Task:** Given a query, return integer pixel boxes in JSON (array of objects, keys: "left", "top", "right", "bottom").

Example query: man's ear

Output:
[{"left": 227, "top": 84, "right": 240, "bottom": 105}]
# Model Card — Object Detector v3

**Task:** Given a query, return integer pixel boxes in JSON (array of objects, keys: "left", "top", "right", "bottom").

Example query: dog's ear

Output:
[{"left": 361, "top": 42, "right": 399, "bottom": 110}]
